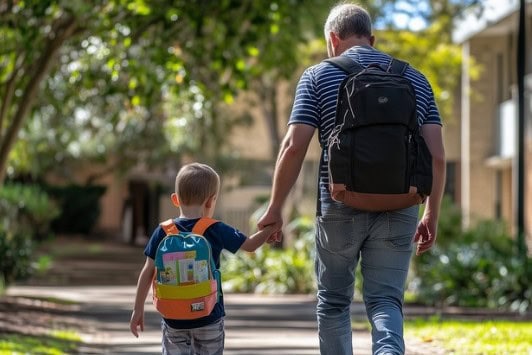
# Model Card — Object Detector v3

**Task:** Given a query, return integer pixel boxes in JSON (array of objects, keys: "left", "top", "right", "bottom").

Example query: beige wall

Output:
[
  {"left": 463, "top": 25, "right": 532, "bottom": 249},
  {"left": 229, "top": 79, "right": 321, "bottom": 162},
  {"left": 46, "top": 161, "right": 128, "bottom": 234},
  {"left": 463, "top": 36, "right": 503, "bottom": 222}
]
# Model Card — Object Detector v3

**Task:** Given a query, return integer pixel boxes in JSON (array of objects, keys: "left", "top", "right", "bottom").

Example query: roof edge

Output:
[{"left": 452, "top": 0, "right": 528, "bottom": 43}]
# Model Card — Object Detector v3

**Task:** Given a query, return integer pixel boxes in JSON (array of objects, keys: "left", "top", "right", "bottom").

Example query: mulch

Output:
[{"left": 0, "top": 295, "right": 85, "bottom": 336}]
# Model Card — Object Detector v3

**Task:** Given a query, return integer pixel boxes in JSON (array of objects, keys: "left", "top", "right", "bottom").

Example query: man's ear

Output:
[
  {"left": 170, "top": 193, "right": 180, "bottom": 207},
  {"left": 329, "top": 31, "right": 341, "bottom": 52}
]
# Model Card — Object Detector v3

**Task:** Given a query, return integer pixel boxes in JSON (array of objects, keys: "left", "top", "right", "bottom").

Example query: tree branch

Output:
[
  {"left": 0, "top": 62, "right": 19, "bottom": 136},
  {"left": 0, "top": 14, "right": 78, "bottom": 183}
]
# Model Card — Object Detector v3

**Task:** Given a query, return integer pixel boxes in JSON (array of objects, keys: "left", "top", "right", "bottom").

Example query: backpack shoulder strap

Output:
[
  {"left": 192, "top": 217, "right": 218, "bottom": 235},
  {"left": 160, "top": 219, "right": 179, "bottom": 235},
  {"left": 324, "top": 56, "right": 365, "bottom": 74},
  {"left": 388, "top": 58, "right": 409, "bottom": 75}
]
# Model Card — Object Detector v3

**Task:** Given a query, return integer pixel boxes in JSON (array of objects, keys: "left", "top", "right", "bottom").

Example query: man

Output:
[{"left": 258, "top": 3, "right": 446, "bottom": 355}]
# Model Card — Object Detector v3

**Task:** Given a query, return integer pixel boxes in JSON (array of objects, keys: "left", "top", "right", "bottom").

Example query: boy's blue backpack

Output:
[{"left": 152, "top": 218, "right": 221, "bottom": 320}]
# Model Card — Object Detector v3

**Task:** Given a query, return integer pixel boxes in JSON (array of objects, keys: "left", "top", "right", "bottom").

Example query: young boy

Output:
[{"left": 129, "top": 162, "right": 277, "bottom": 355}]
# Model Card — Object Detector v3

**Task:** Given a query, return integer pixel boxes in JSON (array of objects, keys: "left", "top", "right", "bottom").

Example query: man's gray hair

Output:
[{"left": 324, "top": 3, "right": 372, "bottom": 39}]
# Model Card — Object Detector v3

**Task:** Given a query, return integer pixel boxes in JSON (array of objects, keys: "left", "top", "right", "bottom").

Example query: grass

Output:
[
  {"left": 0, "top": 330, "right": 80, "bottom": 355},
  {"left": 404, "top": 318, "right": 532, "bottom": 355},
  {"left": 352, "top": 317, "right": 532, "bottom": 354}
]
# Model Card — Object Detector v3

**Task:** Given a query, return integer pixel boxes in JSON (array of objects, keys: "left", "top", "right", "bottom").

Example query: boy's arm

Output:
[
  {"left": 130, "top": 257, "right": 155, "bottom": 337},
  {"left": 239, "top": 225, "right": 277, "bottom": 252}
]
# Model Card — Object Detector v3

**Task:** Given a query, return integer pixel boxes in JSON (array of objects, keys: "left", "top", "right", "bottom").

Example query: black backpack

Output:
[{"left": 325, "top": 56, "right": 432, "bottom": 211}]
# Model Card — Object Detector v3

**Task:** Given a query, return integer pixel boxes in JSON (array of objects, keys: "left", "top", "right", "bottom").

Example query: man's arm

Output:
[
  {"left": 415, "top": 124, "right": 446, "bottom": 255},
  {"left": 258, "top": 124, "right": 316, "bottom": 232}
]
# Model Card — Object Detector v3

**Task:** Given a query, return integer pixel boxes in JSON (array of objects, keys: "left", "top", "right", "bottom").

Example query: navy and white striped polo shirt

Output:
[{"left": 288, "top": 45, "right": 442, "bottom": 202}]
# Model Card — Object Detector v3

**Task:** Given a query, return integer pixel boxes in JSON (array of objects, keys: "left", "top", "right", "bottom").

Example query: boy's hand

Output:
[
  {"left": 260, "top": 223, "right": 282, "bottom": 244},
  {"left": 267, "top": 230, "right": 282, "bottom": 244},
  {"left": 129, "top": 310, "right": 144, "bottom": 337}
]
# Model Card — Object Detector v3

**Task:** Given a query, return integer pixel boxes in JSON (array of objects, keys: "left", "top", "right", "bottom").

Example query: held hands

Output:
[
  {"left": 414, "top": 214, "right": 438, "bottom": 256},
  {"left": 258, "top": 208, "right": 283, "bottom": 244},
  {"left": 260, "top": 224, "right": 283, "bottom": 244},
  {"left": 266, "top": 230, "right": 282, "bottom": 244}
]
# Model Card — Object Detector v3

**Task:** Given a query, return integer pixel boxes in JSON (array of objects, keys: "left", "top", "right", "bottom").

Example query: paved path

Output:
[
  {"left": 4, "top": 236, "right": 442, "bottom": 354},
  {"left": 7, "top": 286, "right": 444, "bottom": 355}
]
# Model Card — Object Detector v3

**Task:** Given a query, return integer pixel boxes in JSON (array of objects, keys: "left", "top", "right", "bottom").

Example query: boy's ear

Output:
[
  {"left": 170, "top": 193, "right": 180, "bottom": 207},
  {"left": 205, "top": 194, "right": 217, "bottom": 208}
]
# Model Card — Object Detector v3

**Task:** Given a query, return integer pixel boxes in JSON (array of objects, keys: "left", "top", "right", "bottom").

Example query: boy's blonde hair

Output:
[{"left": 175, "top": 163, "right": 220, "bottom": 205}]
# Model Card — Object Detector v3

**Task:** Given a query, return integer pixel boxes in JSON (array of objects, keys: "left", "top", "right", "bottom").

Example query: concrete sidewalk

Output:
[
  {"left": 3, "top": 236, "right": 444, "bottom": 354},
  {"left": 6, "top": 286, "right": 439, "bottom": 355}
]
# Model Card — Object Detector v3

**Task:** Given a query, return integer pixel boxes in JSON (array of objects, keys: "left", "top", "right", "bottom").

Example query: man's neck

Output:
[{"left": 337, "top": 36, "right": 372, "bottom": 55}]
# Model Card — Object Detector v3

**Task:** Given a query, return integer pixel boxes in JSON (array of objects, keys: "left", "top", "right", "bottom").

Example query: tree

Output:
[
  {"left": 246, "top": 0, "right": 404, "bottom": 160},
  {"left": 376, "top": 22, "right": 474, "bottom": 121},
  {"left": 0, "top": 0, "right": 339, "bottom": 183},
  {"left": 0, "top": 0, "right": 485, "bottom": 184},
  {"left": 380, "top": 0, "right": 483, "bottom": 36}
]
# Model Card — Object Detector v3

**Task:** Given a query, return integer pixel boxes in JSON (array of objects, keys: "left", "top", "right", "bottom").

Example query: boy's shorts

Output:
[{"left": 162, "top": 318, "right": 224, "bottom": 355}]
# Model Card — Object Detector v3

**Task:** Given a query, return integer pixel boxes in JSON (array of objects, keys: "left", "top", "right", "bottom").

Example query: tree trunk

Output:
[
  {"left": 0, "top": 15, "right": 77, "bottom": 184},
  {"left": 258, "top": 78, "right": 281, "bottom": 160}
]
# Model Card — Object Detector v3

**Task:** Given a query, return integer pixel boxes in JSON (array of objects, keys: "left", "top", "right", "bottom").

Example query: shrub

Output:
[
  {"left": 222, "top": 216, "right": 316, "bottom": 294},
  {"left": 0, "top": 183, "right": 60, "bottom": 239},
  {"left": 412, "top": 208, "right": 531, "bottom": 312},
  {"left": 0, "top": 229, "right": 34, "bottom": 286},
  {"left": 0, "top": 183, "right": 60, "bottom": 289}
]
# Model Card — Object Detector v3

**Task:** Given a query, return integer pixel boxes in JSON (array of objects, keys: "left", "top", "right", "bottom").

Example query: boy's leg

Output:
[
  {"left": 361, "top": 206, "right": 418, "bottom": 355},
  {"left": 191, "top": 318, "right": 225, "bottom": 355},
  {"left": 161, "top": 320, "right": 193, "bottom": 355}
]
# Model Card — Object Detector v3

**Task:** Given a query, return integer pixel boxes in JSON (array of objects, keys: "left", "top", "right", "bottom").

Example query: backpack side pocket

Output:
[{"left": 411, "top": 133, "right": 433, "bottom": 196}]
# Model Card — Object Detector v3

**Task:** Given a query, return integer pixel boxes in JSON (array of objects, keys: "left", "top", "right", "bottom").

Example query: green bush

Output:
[
  {"left": 0, "top": 229, "right": 34, "bottom": 286},
  {"left": 223, "top": 197, "right": 531, "bottom": 313},
  {"left": 222, "top": 216, "right": 316, "bottom": 294},
  {"left": 45, "top": 184, "right": 106, "bottom": 234},
  {"left": 412, "top": 203, "right": 531, "bottom": 312},
  {"left": 0, "top": 183, "right": 60, "bottom": 289},
  {"left": 0, "top": 183, "right": 60, "bottom": 239}
]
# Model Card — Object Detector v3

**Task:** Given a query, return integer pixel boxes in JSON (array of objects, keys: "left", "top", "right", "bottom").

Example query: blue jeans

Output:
[
  {"left": 316, "top": 197, "right": 418, "bottom": 355},
  {"left": 162, "top": 318, "right": 224, "bottom": 355}
]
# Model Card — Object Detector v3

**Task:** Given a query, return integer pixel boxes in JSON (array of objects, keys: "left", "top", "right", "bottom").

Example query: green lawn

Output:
[
  {"left": 0, "top": 330, "right": 80, "bottom": 355},
  {"left": 353, "top": 317, "right": 531, "bottom": 355},
  {"left": 405, "top": 318, "right": 532, "bottom": 355}
]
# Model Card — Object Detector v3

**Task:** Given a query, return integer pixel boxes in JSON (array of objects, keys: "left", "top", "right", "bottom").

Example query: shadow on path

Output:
[{"left": 2, "top": 236, "right": 452, "bottom": 355}]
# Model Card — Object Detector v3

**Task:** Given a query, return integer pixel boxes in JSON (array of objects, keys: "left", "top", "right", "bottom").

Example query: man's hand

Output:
[
  {"left": 414, "top": 214, "right": 438, "bottom": 256},
  {"left": 258, "top": 208, "right": 283, "bottom": 244}
]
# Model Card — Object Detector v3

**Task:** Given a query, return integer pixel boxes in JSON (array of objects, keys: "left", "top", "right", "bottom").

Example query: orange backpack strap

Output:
[
  {"left": 160, "top": 219, "right": 179, "bottom": 235},
  {"left": 192, "top": 217, "right": 218, "bottom": 235}
]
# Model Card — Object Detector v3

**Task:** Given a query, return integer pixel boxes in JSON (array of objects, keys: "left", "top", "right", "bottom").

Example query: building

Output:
[{"left": 453, "top": 0, "right": 531, "bottom": 248}]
